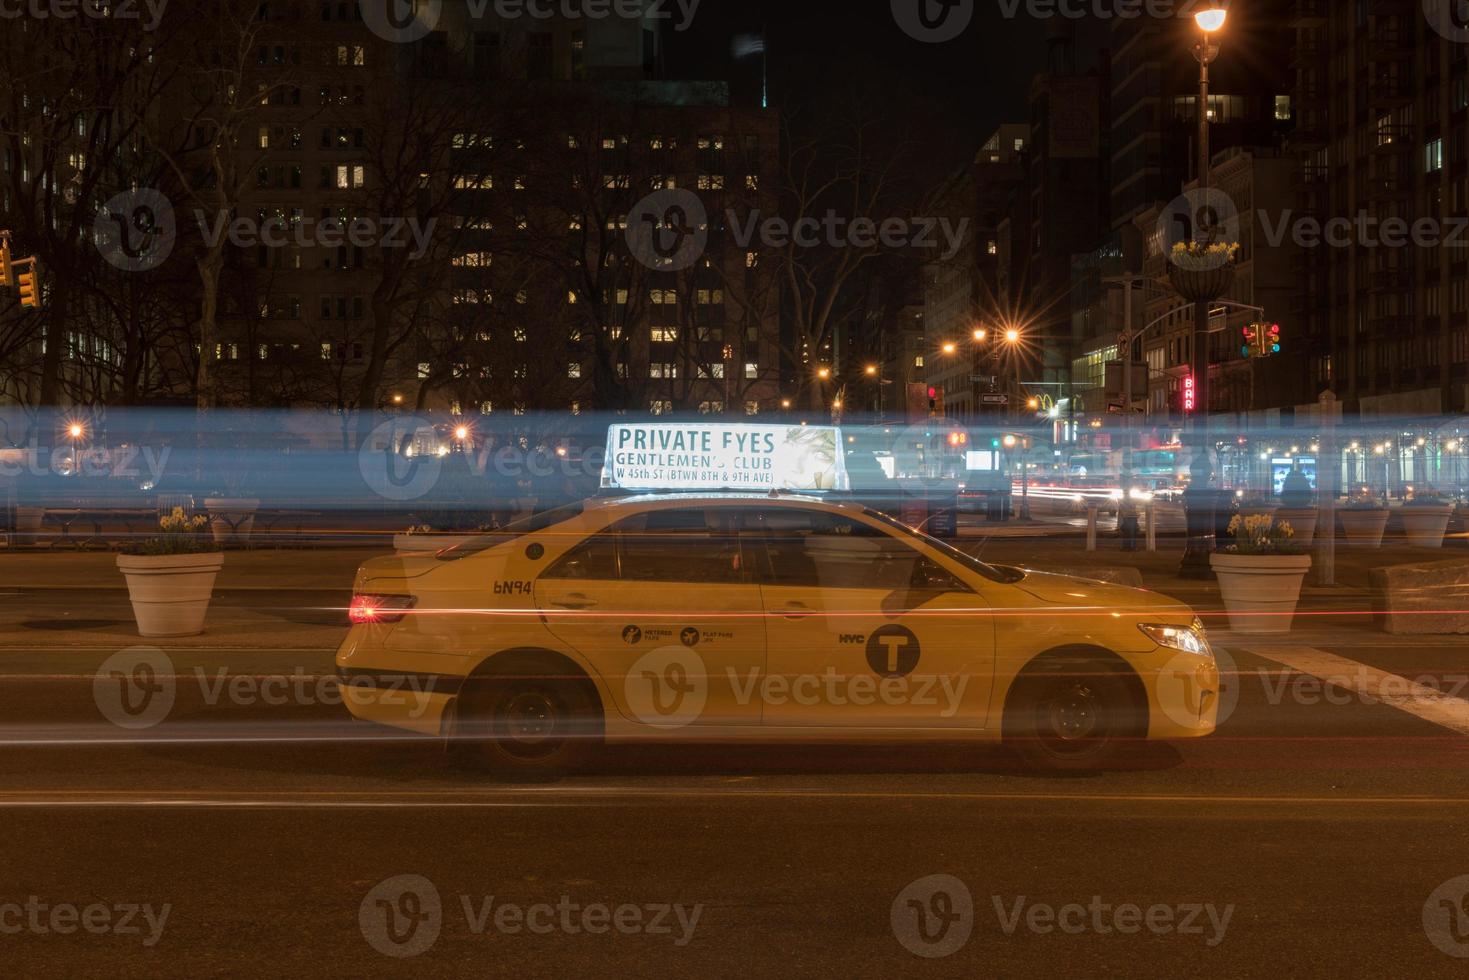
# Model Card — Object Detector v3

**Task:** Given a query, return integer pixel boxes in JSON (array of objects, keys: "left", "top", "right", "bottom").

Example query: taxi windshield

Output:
[
  {"left": 435, "top": 502, "right": 586, "bottom": 560},
  {"left": 862, "top": 508, "right": 1025, "bottom": 584}
]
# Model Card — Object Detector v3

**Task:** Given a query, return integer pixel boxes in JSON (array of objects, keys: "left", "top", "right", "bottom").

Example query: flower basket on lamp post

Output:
[{"left": 1166, "top": 243, "right": 1238, "bottom": 303}]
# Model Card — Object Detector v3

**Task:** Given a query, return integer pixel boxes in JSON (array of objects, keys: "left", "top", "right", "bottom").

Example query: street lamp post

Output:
[
  {"left": 1179, "top": 3, "right": 1227, "bottom": 579},
  {"left": 970, "top": 328, "right": 987, "bottom": 422},
  {"left": 1004, "top": 328, "right": 1022, "bottom": 423}
]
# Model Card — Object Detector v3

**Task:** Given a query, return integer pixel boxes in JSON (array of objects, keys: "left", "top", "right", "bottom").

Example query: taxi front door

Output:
[{"left": 747, "top": 509, "right": 994, "bottom": 729}]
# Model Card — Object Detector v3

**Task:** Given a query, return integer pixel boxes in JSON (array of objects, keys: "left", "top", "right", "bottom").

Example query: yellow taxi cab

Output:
[{"left": 336, "top": 493, "right": 1219, "bottom": 773}]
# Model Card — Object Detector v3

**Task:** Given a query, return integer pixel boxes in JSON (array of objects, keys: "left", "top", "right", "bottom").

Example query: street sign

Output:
[{"left": 980, "top": 394, "right": 1008, "bottom": 405}]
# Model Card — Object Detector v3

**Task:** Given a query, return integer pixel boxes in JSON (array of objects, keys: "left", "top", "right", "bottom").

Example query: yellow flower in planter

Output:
[
  {"left": 1225, "top": 514, "right": 1301, "bottom": 556},
  {"left": 123, "top": 507, "right": 216, "bottom": 557}
]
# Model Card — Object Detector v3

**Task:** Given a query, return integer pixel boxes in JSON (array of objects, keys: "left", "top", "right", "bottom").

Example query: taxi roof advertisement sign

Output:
[{"left": 602, "top": 422, "right": 851, "bottom": 492}]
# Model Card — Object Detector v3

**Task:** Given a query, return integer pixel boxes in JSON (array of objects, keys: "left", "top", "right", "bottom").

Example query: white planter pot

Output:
[
  {"left": 204, "top": 498, "right": 260, "bottom": 546},
  {"left": 117, "top": 552, "right": 225, "bottom": 637},
  {"left": 1340, "top": 509, "right": 1389, "bottom": 548},
  {"left": 1211, "top": 552, "right": 1312, "bottom": 635},
  {"left": 1401, "top": 506, "right": 1453, "bottom": 549},
  {"left": 1274, "top": 508, "right": 1318, "bottom": 548},
  {"left": 393, "top": 533, "right": 477, "bottom": 555}
]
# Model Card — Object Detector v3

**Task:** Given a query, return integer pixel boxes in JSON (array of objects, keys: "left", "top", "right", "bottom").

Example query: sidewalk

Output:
[
  {"left": 961, "top": 532, "right": 1469, "bottom": 647},
  {"left": 0, "top": 548, "right": 372, "bottom": 656}
]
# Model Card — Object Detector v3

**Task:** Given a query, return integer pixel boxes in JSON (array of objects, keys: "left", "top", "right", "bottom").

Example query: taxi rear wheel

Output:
[
  {"left": 457, "top": 662, "right": 602, "bottom": 775},
  {"left": 1004, "top": 664, "right": 1143, "bottom": 771}
]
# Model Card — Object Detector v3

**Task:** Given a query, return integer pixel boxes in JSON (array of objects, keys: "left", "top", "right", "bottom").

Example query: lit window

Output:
[{"left": 1427, "top": 138, "right": 1445, "bottom": 173}]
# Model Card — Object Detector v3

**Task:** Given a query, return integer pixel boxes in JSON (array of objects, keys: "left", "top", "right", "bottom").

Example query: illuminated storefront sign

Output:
[
  {"left": 602, "top": 423, "right": 851, "bottom": 492},
  {"left": 1182, "top": 376, "right": 1196, "bottom": 413}
]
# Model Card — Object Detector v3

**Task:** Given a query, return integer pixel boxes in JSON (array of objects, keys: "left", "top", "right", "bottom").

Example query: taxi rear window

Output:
[{"left": 434, "top": 502, "right": 586, "bottom": 560}]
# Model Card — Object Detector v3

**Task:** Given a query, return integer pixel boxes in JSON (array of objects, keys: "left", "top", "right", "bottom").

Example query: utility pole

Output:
[{"left": 1104, "top": 275, "right": 1148, "bottom": 491}]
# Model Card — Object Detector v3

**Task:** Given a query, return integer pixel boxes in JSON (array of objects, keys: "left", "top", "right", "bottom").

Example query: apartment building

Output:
[{"left": 1293, "top": 0, "right": 1469, "bottom": 417}]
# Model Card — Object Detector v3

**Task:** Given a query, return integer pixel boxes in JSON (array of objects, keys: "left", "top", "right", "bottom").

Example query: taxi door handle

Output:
[
  {"left": 552, "top": 593, "right": 598, "bottom": 610},
  {"left": 780, "top": 601, "right": 811, "bottom": 619}
]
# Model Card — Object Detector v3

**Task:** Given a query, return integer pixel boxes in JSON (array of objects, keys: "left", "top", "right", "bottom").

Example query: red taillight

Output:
[{"left": 349, "top": 594, "right": 417, "bottom": 625}]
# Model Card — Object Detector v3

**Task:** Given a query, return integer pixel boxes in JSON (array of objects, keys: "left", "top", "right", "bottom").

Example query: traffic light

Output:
[
  {"left": 14, "top": 257, "right": 39, "bottom": 310},
  {"left": 1244, "top": 322, "right": 1282, "bottom": 357},
  {"left": 0, "top": 235, "right": 11, "bottom": 289},
  {"left": 927, "top": 385, "right": 944, "bottom": 416}
]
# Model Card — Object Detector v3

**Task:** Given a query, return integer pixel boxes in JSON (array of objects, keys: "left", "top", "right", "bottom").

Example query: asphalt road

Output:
[{"left": 4, "top": 637, "right": 1469, "bottom": 977}]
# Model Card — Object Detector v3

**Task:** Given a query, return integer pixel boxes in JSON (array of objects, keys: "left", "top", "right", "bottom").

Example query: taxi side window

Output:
[
  {"left": 743, "top": 509, "right": 968, "bottom": 593},
  {"left": 542, "top": 531, "right": 618, "bottom": 581},
  {"left": 614, "top": 509, "right": 745, "bottom": 585}
]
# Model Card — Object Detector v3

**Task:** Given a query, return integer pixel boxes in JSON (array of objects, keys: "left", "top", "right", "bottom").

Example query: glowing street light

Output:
[
  {"left": 453, "top": 425, "right": 470, "bottom": 441},
  {"left": 865, "top": 364, "right": 878, "bottom": 376},
  {"left": 972, "top": 328, "right": 987, "bottom": 342},
  {"left": 817, "top": 366, "right": 831, "bottom": 380},
  {"left": 67, "top": 423, "right": 85, "bottom": 440},
  {"left": 942, "top": 341, "right": 957, "bottom": 355},
  {"left": 1004, "top": 328, "right": 1020, "bottom": 344},
  {"left": 1194, "top": 3, "right": 1227, "bottom": 32}
]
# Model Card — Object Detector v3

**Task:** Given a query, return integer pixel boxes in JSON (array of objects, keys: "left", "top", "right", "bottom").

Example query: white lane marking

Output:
[
  {"left": 1, "top": 790, "right": 1469, "bottom": 808},
  {"left": 1246, "top": 646, "right": 1469, "bottom": 736}
]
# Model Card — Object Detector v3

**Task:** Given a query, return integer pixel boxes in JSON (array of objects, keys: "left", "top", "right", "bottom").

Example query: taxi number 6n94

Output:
[{"left": 493, "top": 580, "right": 533, "bottom": 596}]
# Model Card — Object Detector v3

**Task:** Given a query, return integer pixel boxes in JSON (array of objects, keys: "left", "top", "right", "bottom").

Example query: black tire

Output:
[
  {"left": 456, "top": 658, "right": 602, "bottom": 776},
  {"left": 1004, "top": 664, "right": 1142, "bottom": 772}
]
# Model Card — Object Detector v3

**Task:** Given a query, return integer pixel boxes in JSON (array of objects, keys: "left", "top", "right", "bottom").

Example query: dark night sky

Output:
[{"left": 666, "top": 0, "right": 1108, "bottom": 179}]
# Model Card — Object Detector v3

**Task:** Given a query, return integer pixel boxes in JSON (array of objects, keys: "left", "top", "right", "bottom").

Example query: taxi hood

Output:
[{"left": 1007, "top": 569, "right": 1193, "bottom": 619}]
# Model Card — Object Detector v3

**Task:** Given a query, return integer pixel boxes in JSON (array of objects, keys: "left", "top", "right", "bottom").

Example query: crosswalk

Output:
[{"left": 1243, "top": 645, "right": 1469, "bottom": 736}]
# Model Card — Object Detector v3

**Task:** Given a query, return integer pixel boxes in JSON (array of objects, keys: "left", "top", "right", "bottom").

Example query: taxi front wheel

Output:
[
  {"left": 1004, "top": 665, "right": 1144, "bottom": 772},
  {"left": 456, "top": 661, "right": 602, "bottom": 775}
]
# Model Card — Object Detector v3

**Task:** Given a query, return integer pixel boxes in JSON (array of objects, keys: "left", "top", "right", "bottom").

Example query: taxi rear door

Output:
[{"left": 534, "top": 507, "right": 767, "bottom": 729}]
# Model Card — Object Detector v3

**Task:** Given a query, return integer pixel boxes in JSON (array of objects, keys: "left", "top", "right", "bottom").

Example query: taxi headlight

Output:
[{"left": 1139, "top": 621, "right": 1210, "bottom": 657}]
